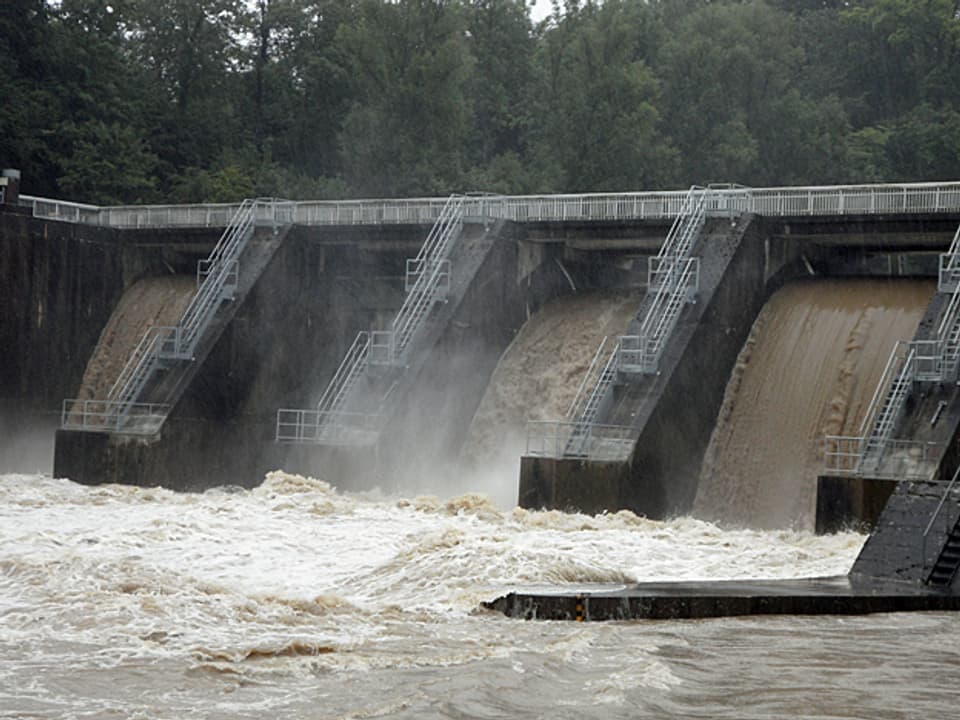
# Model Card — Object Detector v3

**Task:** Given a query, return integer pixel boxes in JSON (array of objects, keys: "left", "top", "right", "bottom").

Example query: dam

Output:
[{"left": 6, "top": 181, "right": 960, "bottom": 612}]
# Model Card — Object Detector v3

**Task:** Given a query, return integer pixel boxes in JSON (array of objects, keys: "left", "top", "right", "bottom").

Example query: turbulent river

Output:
[
  {"left": 5, "top": 285, "right": 960, "bottom": 717},
  {"left": 3, "top": 471, "right": 959, "bottom": 718}
]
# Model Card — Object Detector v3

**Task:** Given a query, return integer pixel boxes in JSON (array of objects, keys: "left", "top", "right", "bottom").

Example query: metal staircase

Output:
[
  {"left": 619, "top": 257, "right": 699, "bottom": 373},
  {"left": 938, "top": 223, "right": 960, "bottom": 293},
  {"left": 825, "top": 221, "right": 960, "bottom": 476},
  {"left": 276, "top": 194, "right": 466, "bottom": 445},
  {"left": 63, "top": 199, "right": 292, "bottom": 433},
  {"left": 858, "top": 342, "right": 916, "bottom": 473},
  {"left": 619, "top": 186, "right": 707, "bottom": 375},
  {"left": 923, "top": 466, "right": 960, "bottom": 587},
  {"left": 927, "top": 519, "right": 960, "bottom": 587},
  {"left": 525, "top": 186, "right": 711, "bottom": 461},
  {"left": 562, "top": 338, "right": 621, "bottom": 457},
  {"left": 373, "top": 194, "right": 463, "bottom": 363}
]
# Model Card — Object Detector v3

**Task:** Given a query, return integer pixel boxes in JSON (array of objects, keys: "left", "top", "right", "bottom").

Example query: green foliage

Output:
[
  {"left": 57, "top": 122, "right": 158, "bottom": 204},
  {"left": 5, "top": 0, "right": 960, "bottom": 201}
]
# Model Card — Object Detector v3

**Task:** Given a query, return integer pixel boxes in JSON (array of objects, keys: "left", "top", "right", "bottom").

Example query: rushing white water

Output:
[{"left": 7, "top": 470, "right": 958, "bottom": 719}]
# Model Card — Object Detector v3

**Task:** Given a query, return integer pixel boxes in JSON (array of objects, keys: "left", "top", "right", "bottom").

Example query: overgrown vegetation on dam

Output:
[{"left": 3, "top": 0, "right": 960, "bottom": 203}]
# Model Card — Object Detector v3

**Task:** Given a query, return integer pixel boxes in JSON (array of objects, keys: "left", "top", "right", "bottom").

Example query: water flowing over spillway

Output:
[
  {"left": 694, "top": 278, "right": 935, "bottom": 530},
  {"left": 456, "top": 291, "right": 639, "bottom": 506},
  {"left": 74, "top": 275, "right": 196, "bottom": 401}
]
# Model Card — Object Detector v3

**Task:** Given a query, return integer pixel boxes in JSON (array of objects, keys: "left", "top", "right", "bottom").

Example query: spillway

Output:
[
  {"left": 456, "top": 290, "right": 639, "bottom": 506},
  {"left": 72, "top": 275, "right": 196, "bottom": 401},
  {"left": 694, "top": 278, "right": 935, "bottom": 531}
]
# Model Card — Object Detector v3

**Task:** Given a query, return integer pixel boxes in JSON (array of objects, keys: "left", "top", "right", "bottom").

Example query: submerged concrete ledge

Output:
[{"left": 482, "top": 577, "right": 960, "bottom": 621}]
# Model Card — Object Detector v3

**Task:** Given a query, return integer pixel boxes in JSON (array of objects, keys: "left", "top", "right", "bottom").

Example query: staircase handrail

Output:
[
  {"left": 937, "top": 284, "right": 960, "bottom": 340},
  {"left": 944, "top": 223, "right": 960, "bottom": 268},
  {"left": 317, "top": 331, "right": 371, "bottom": 414},
  {"left": 107, "top": 326, "right": 161, "bottom": 401},
  {"left": 104, "top": 330, "right": 163, "bottom": 428},
  {"left": 200, "top": 199, "right": 255, "bottom": 277},
  {"left": 922, "top": 464, "right": 960, "bottom": 572},
  {"left": 388, "top": 197, "right": 464, "bottom": 359},
  {"left": 936, "top": 283, "right": 960, "bottom": 380},
  {"left": 858, "top": 341, "right": 909, "bottom": 437},
  {"left": 636, "top": 257, "right": 698, "bottom": 369},
  {"left": 654, "top": 186, "right": 707, "bottom": 263},
  {"left": 176, "top": 200, "right": 259, "bottom": 356},
  {"left": 567, "top": 338, "right": 611, "bottom": 419},
  {"left": 409, "top": 194, "right": 464, "bottom": 269},
  {"left": 860, "top": 343, "right": 916, "bottom": 471},
  {"left": 571, "top": 338, "right": 621, "bottom": 428}
]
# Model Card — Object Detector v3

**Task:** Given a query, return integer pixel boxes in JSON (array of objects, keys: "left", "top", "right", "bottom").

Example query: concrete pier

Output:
[{"left": 483, "top": 576, "right": 960, "bottom": 621}]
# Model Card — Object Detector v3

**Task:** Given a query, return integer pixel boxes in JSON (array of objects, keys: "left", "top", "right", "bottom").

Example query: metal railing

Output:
[
  {"left": 524, "top": 337, "right": 636, "bottom": 461},
  {"left": 526, "top": 421, "right": 634, "bottom": 461},
  {"left": 566, "top": 339, "right": 615, "bottom": 421},
  {"left": 621, "top": 257, "right": 700, "bottom": 374},
  {"left": 860, "top": 342, "right": 917, "bottom": 473},
  {"left": 60, "top": 398, "right": 171, "bottom": 434},
  {"left": 822, "top": 341, "right": 921, "bottom": 476},
  {"left": 382, "top": 194, "right": 464, "bottom": 363},
  {"left": 823, "top": 436, "right": 941, "bottom": 479},
  {"left": 63, "top": 198, "right": 291, "bottom": 435},
  {"left": 275, "top": 195, "right": 467, "bottom": 444},
  {"left": 922, "top": 465, "right": 960, "bottom": 580},
  {"left": 275, "top": 409, "right": 382, "bottom": 446},
  {"left": 653, "top": 185, "right": 709, "bottom": 263},
  {"left": 21, "top": 181, "right": 960, "bottom": 230},
  {"left": 620, "top": 186, "right": 707, "bottom": 375},
  {"left": 316, "top": 331, "right": 372, "bottom": 416},
  {"left": 938, "top": 223, "right": 960, "bottom": 292},
  {"left": 569, "top": 338, "right": 620, "bottom": 427}
]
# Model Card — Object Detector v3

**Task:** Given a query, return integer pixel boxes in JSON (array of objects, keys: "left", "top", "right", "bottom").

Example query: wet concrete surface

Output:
[{"left": 484, "top": 576, "right": 960, "bottom": 621}]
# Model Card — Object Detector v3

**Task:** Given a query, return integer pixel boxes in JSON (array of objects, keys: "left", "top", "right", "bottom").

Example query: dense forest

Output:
[{"left": 2, "top": 0, "right": 960, "bottom": 204}]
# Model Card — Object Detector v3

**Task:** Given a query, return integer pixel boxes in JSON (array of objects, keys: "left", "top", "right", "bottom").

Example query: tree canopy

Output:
[{"left": 2, "top": 0, "right": 960, "bottom": 202}]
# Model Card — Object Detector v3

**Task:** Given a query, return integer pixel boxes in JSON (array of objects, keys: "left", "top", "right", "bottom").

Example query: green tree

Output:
[
  {"left": 242, "top": 0, "right": 353, "bottom": 182},
  {"left": 0, "top": 1, "right": 58, "bottom": 193},
  {"left": 658, "top": 0, "right": 847, "bottom": 185},
  {"left": 463, "top": 0, "right": 536, "bottom": 191},
  {"left": 535, "top": 0, "right": 676, "bottom": 191},
  {"left": 127, "top": 0, "right": 246, "bottom": 175},
  {"left": 337, "top": 0, "right": 472, "bottom": 196}
]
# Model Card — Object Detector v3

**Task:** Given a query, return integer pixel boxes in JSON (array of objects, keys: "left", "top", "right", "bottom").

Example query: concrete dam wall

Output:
[{"left": 7, "top": 202, "right": 960, "bottom": 531}]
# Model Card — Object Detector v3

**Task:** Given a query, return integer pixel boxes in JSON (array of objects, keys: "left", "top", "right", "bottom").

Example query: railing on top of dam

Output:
[{"left": 18, "top": 180, "right": 960, "bottom": 229}]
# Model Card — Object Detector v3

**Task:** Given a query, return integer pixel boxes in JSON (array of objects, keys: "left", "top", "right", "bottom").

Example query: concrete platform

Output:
[{"left": 482, "top": 576, "right": 960, "bottom": 621}]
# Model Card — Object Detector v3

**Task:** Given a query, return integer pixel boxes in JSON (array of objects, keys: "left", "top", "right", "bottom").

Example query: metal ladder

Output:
[
  {"left": 923, "top": 465, "right": 960, "bottom": 586},
  {"left": 317, "top": 332, "right": 372, "bottom": 417},
  {"left": 68, "top": 199, "right": 280, "bottom": 433},
  {"left": 276, "top": 194, "right": 465, "bottom": 444},
  {"left": 938, "top": 223, "right": 960, "bottom": 293},
  {"left": 619, "top": 186, "right": 707, "bottom": 375},
  {"left": 377, "top": 194, "right": 463, "bottom": 363},
  {"left": 564, "top": 338, "right": 621, "bottom": 458},
  {"left": 859, "top": 342, "right": 916, "bottom": 473},
  {"left": 624, "top": 257, "right": 699, "bottom": 373}
]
